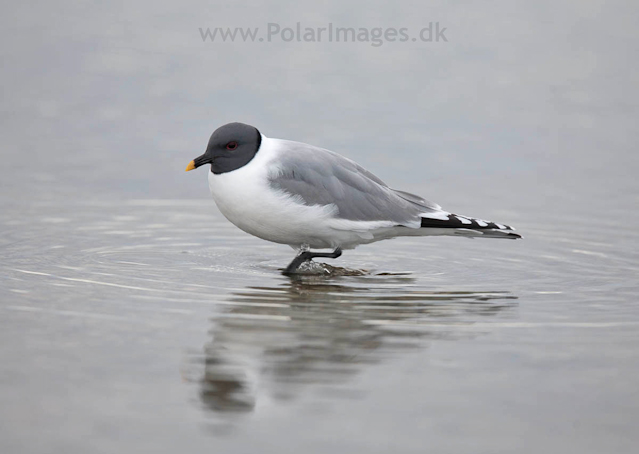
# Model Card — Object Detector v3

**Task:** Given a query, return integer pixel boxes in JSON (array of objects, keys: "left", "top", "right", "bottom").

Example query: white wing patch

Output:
[
  {"left": 455, "top": 216, "right": 473, "bottom": 224},
  {"left": 420, "top": 211, "right": 451, "bottom": 221}
]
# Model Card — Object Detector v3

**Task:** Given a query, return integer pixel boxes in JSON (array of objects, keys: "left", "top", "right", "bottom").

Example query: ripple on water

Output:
[{"left": 2, "top": 201, "right": 523, "bottom": 425}]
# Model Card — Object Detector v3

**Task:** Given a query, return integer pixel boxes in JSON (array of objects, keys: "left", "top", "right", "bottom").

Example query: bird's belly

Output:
[{"left": 208, "top": 171, "right": 345, "bottom": 248}]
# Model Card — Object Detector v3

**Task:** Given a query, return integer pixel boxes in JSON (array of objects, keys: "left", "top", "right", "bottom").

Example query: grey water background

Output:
[{"left": 1, "top": 1, "right": 638, "bottom": 453}]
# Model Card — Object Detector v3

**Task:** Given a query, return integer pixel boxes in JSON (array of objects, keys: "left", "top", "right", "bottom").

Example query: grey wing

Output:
[
  {"left": 392, "top": 189, "right": 442, "bottom": 212},
  {"left": 268, "top": 140, "right": 442, "bottom": 226}
]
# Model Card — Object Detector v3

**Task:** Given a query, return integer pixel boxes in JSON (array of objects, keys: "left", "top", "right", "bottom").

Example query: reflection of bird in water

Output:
[{"left": 198, "top": 274, "right": 517, "bottom": 414}]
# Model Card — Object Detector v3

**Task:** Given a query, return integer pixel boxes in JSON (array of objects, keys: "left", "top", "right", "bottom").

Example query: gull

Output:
[{"left": 186, "top": 122, "right": 521, "bottom": 274}]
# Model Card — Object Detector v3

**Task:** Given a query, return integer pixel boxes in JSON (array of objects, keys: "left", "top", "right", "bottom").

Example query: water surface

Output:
[{"left": 1, "top": 1, "right": 639, "bottom": 453}]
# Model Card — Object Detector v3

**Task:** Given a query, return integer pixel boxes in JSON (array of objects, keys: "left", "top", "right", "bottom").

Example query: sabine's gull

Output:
[{"left": 186, "top": 122, "right": 521, "bottom": 274}]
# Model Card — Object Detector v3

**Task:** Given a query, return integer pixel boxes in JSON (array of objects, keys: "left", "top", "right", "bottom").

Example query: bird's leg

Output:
[{"left": 282, "top": 247, "right": 343, "bottom": 275}]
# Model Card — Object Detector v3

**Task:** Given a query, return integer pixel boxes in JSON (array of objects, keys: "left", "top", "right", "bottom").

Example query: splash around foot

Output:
[{"left": 281, "top": 261, "right": 369, "bottom": 277}]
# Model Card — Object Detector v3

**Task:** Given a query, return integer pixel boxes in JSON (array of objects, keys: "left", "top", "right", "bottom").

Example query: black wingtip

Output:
[
  {"left": 420, "top": 213, "right": 522, "bottom": 239},
  {"left": 420, "top": 213, "right": 514, "bottom": 230}
]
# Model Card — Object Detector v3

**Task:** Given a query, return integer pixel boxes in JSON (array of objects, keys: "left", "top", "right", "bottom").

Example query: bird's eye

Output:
[{"left": 226, "top": 141, "right": 238, "bottom": 150}]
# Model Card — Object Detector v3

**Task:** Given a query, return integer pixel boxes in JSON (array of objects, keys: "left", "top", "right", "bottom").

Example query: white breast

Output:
[{"left": 207, "top": 136, "right": 345, "bottom": 248}]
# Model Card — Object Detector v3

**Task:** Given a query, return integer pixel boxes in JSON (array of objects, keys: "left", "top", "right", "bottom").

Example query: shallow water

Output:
[
  {"left": 2, "top": 197, "right": 639, "bottom": 453},
  {"left": 2, "top": 1, "right": 639, "bottom": 453}
]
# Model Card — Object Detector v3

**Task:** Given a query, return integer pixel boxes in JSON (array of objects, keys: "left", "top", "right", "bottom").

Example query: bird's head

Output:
[{"left": 186, "top": 122, "right": 262, "bottom": 174}]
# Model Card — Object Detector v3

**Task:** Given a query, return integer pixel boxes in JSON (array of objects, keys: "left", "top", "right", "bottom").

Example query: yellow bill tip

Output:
[{"left": 185, "top": 160, "right": 196, "bottom": 172}]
